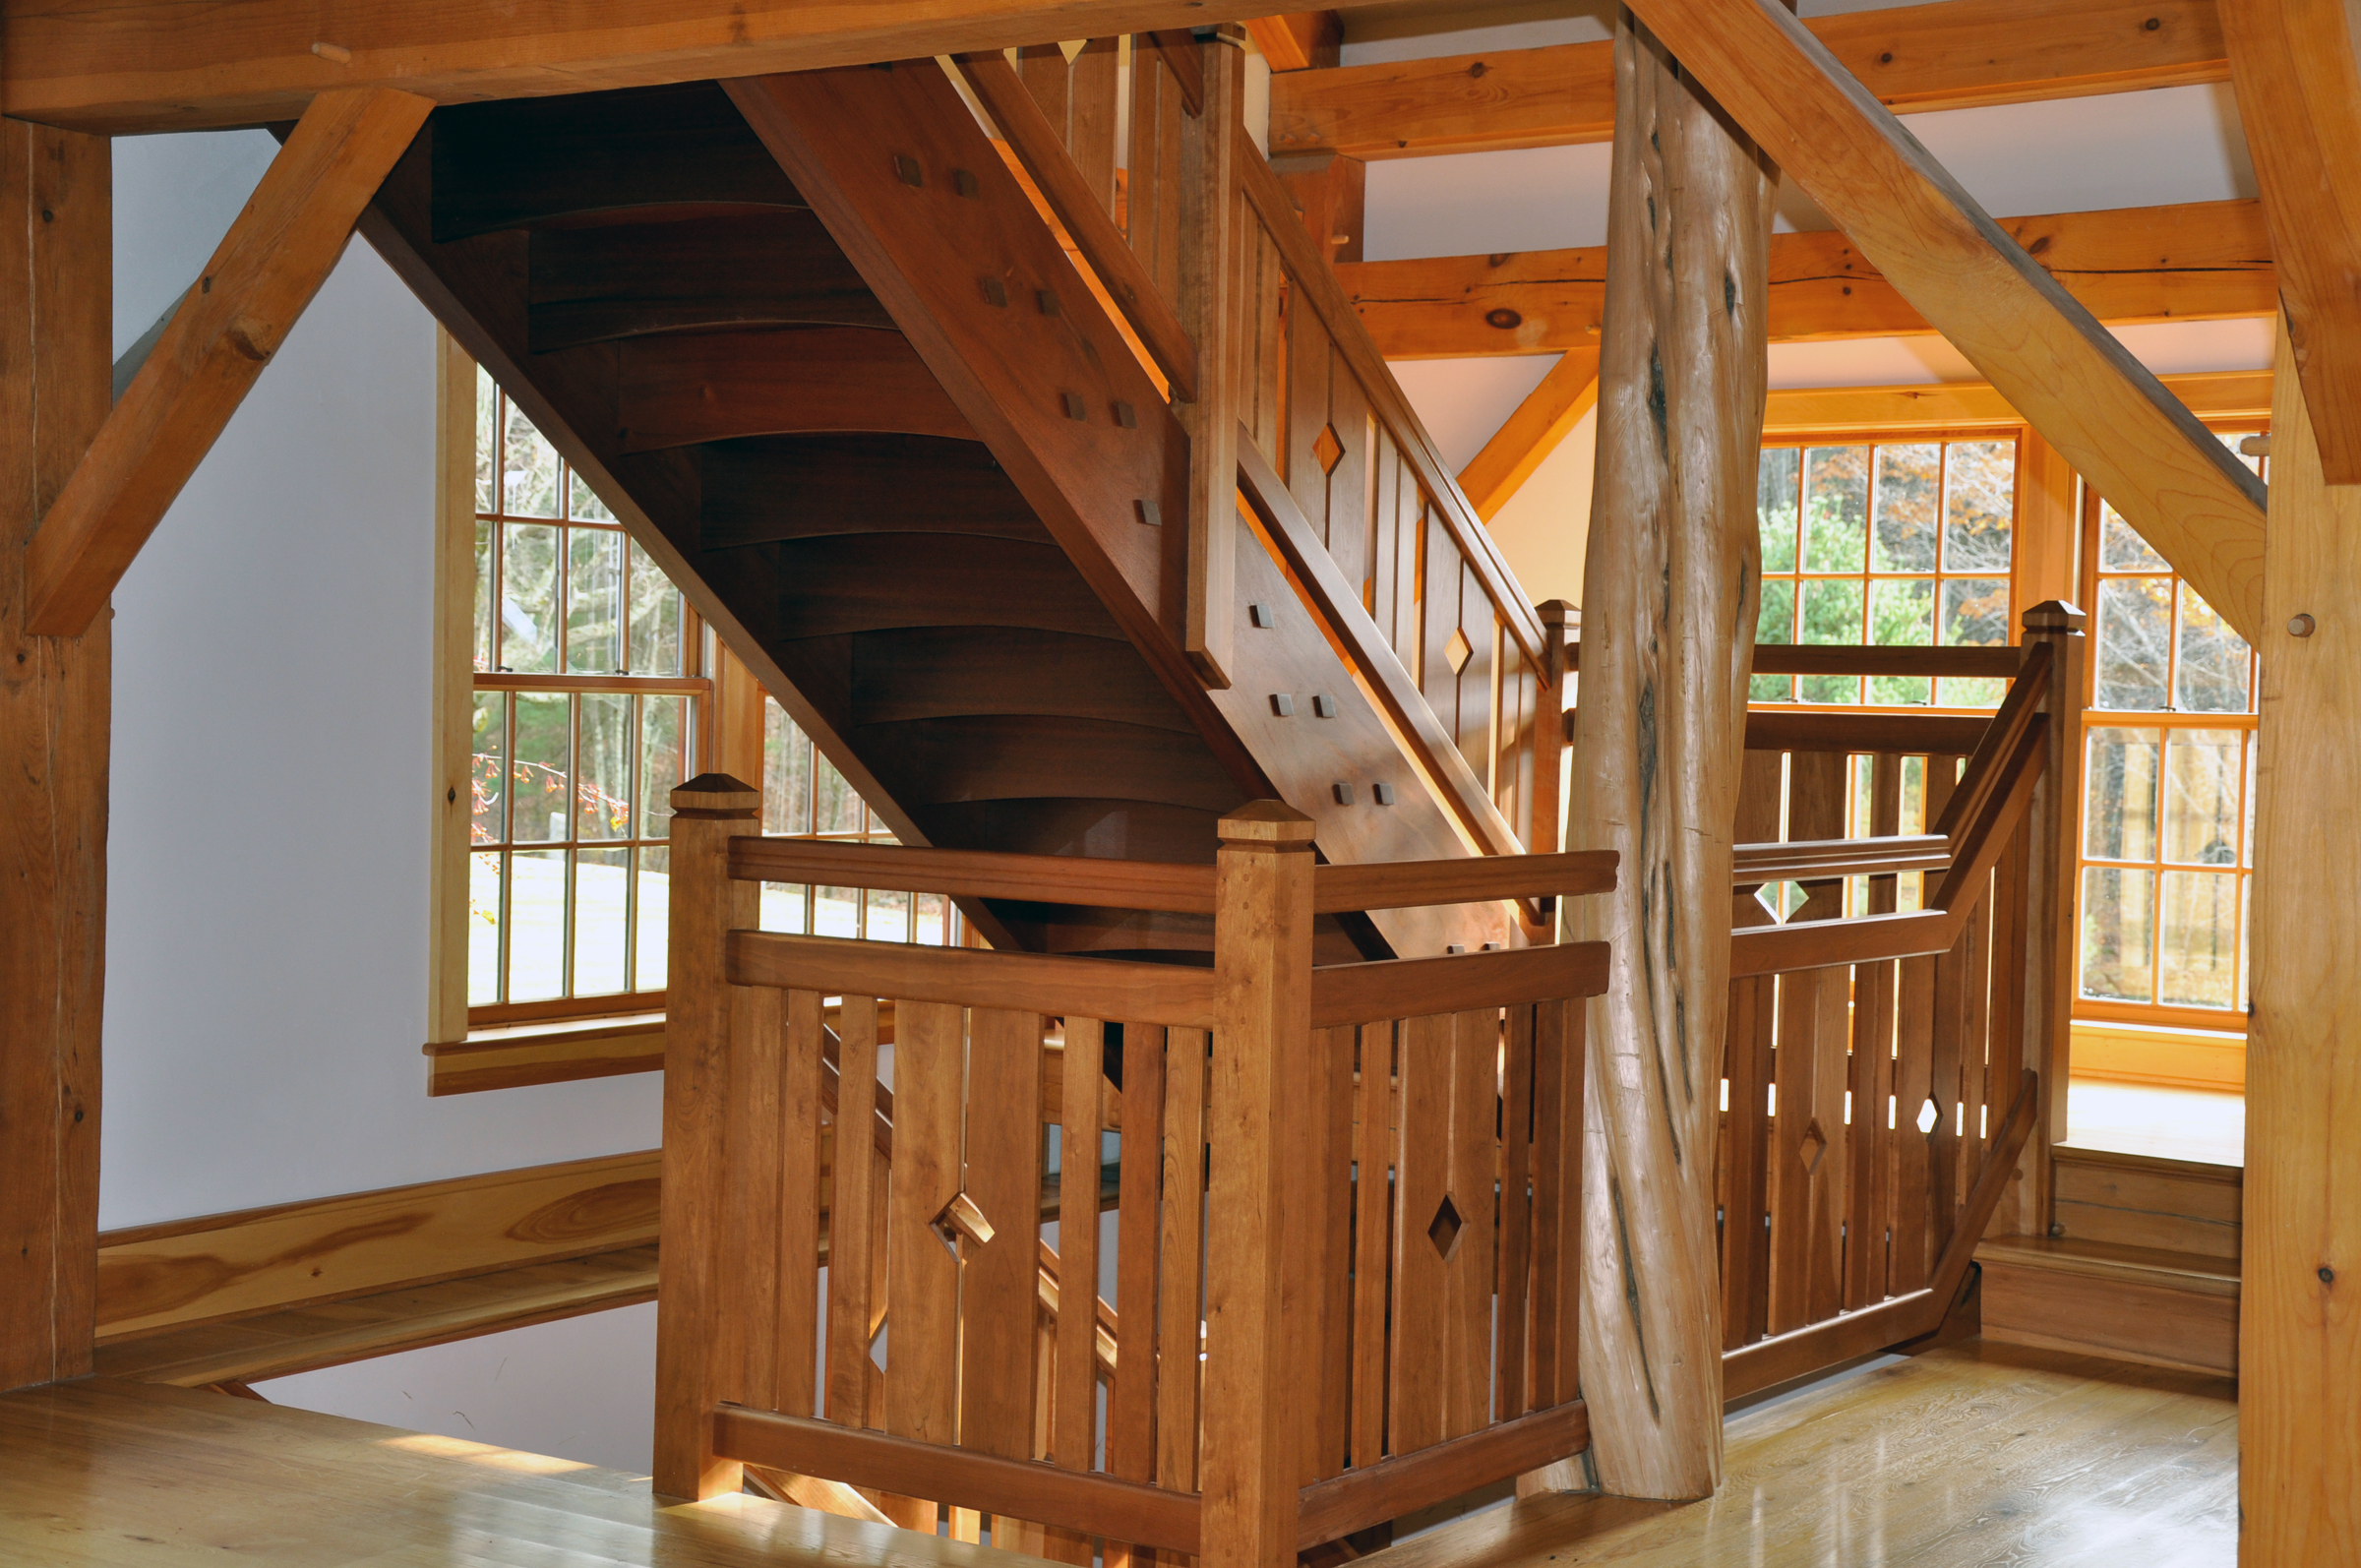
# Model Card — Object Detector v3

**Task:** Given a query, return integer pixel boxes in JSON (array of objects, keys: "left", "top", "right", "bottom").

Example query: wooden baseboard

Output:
[
  {"left": 96, "top": 1151, "right": 661, "bottom": 1342},
  {"left": 1977, "top": 1235, "right": 2238, "bottom": 1377},
  {"left": 424, "top": 1015, "right": 667, "bottom": 1095}
]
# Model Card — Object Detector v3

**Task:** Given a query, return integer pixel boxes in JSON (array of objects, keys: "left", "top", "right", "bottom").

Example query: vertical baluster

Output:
[
  {"left": 1924, "top": 754, "right": 1968, "bottom": 1260},
  {"left": 1723, "top": 751, "right": 1782, "bottom": 1348},
  {"left": 1495, "top": 1006, "right": 1537, "bottom": 1421},
  {"left": 1046, "top": 1017, "right": 1107, "bottom": 1564},
  {"left": 1178, "top": 34, "right": 1242, "bottom": 684},
  {"left": 960, "top": 1006, "right": 1049, "bottom": 1536},
  {"left": 1310, "top": 1025, "right": 1358, "bottom": 1481},
  {"left": 1068, "top": 40, "right": 1120, "bottom": 217},
  {"left": 1518, "top": 997, "right": 1586, "bottom": 1497},
  {"left": 1107, "top": 1023, "right": 1167, "bottom": 1568},
  {"left": 883, "top": 998, "right": 964, "bottom": 1530},
  {"left": 1443, "top": 1007, "right": 1499, "bottom": 1437},
  {"left": 1125, "top": 43, "right": 1186, "bottom": 306},
  {"left": 721, "top": 986, "right": 785, "bottom": 1417},
  {"left": 1156, "top": 1026, "right": 1209, "bottom": 1497},
  {"left": 1843, "top": 754, "right": 1904, "bottom": 1310},
  {"left": 1389, "top": 1009, "right": 1451, "bottom": 1453},
  {"left": 1328, "top": 359, "right": 1374, "bottom": 591},
  {"left": 826, "top": 995, "right": 882, "bottom": 1428},
  {"left": 1349, "top": 1022, "right": 1394, "bottom": 1467},
  {"left": 2017, "top": 601, "right": 2085, "bottom": 1237},
  {"left": 777, "top": 988, "right": 826, "bottom": 1417}
]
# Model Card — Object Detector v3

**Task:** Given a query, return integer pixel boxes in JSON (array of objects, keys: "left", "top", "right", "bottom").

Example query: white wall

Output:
[{"left": 106, "top": 130, "right": 661, "bottom": 1470}]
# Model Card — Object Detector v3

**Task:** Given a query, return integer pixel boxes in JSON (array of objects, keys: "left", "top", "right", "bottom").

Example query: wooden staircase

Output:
[{"left": 356, "top": 60, "right": 1560, "bottom": 963}]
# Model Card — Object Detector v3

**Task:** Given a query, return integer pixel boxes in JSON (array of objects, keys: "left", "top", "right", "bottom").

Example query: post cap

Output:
[
  {"left": 2022, "top": 600, "right": 2087, "bottom": 633},
  {"left": 1219, "top": 799, "right": 1317, "bottom": 845},
  {"left": 1538, "top": 599, "right": 1579, "bottom": 629},
  {"left": 671, "top": 773, "right": 761, "bottom": 815}
]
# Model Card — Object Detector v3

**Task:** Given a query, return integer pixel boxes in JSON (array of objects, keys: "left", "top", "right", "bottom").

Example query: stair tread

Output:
[{"left": 1977, "top": 1235, "right": 2238, "bottom": 1294}]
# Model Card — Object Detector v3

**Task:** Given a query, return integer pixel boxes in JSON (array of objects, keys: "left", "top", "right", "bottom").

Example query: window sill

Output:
[
  {"left": 2070, "top": 1018, "right": 2245, "bottom": 1093},
  {"left": 423, "top": 1012, "right": 666, "bottom": 1096}
]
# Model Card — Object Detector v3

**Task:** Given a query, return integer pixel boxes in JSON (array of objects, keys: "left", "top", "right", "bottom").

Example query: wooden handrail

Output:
[
  {"left": 727, "top": 931, "right": 1220, "bottom": 1029},
  {"left": 1232, "top": 146, "right": 1547, "bottom": 666},
  {"left": 1568, "top": 640, "right": 2026, "bottom": 679},
  {"left": 1294, "top": 1399, "right": 1589, "bottom": 1549},
  {"left": 1732, "top": 834, "right": 1950, "bottom": 886},
  {"left": 952, "top": 52, "right": 1198, "bottom": 400},
  {"left": 1237, "top": 435, "right": 1523, "bottom": 858},
  {"left": 1308, "top": 940, "right": 1608, "bottom": 1028},
  {"left": 1741, "top": 709, "right": 1993, "bottom": 755},
  {"left": 1313, "top": 850, "right": 1616, "bottom": 913},
  {"left": 1930, "top": 638, "right": 2052, "bottom": 840},
  {"left": 712, "top": 1407, "right": 1204, "bottom": 1553},
  {"left": 728, "top": 835, "right": 1217, "bottom": 913}
]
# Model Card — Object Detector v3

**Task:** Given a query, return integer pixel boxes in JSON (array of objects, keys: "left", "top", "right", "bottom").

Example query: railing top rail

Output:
[
  {"left": 1309, "top": 940, "right": 1608, "bottom": 1028},
  {"left": 1313, "top": 850, "right": 1616, "bottom": 913},
  {"left": 728, "top": 930, "right": 1221, "bottom": 1029},
  {"left": 1732, "top": 834, "right": 1950, "bottom": 886},
  {"left": 1232, "top": 146, "right": 1548, "bottom": 665},
  {"left": 728, "top": 836, "right": 1218, "bottom": 913},
  {"left": 1740, "top": 709, "right": 1994, "bottom": 755},
  {"left": 1567, "top": 640, "right": 2027, "bottom": 679}
]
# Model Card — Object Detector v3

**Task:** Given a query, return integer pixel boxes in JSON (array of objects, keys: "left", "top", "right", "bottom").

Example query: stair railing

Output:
[
  {"left": 1567, "top": 605, "right": 2084, "bottom": 1398},
  {"left": 653, "top": 780, "right": 1616, "bottom": 1567}
]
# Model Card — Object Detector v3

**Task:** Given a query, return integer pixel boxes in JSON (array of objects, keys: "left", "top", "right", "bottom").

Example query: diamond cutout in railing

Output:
[
  {"left": 1312, "top": 422, "right": 1345, "bottom": 475},
  {"left": 1428, "top": 1194, "right": 1464, "bottom": 1261},
  {"left": 1915, "top": 1096, "right": 1942, "bottom": 1135},
  {"left": 1798, "top": 1118, "right": 1828, "bottom": 1176},
  {"left": 1445, "top": 627, "right": 1475, "bottom": 676}
]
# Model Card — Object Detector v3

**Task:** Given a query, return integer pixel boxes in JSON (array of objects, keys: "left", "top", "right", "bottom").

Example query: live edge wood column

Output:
[
  {"left": 1565, "top": 17, "right": 1775, "bottom": 1498},
  {"left": 1200, "top": 801, "right": 1315, "bottom": 1568},
  {"left": 2243, "top": 317, "right": 2361, "bottom": 1561},
  {"left": 0, "top": 120, "right": 109, "bottom": 1394},
  {"left": 653, "top": 773, "right": 761, "bottom": 1499}
]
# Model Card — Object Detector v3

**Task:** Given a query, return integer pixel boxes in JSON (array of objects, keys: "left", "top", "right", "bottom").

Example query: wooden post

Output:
[
  {"left": 1178, "top": 32, "right": 1245, "bottom": 689},
  {"left": 2010, "top": 602, "right": 2084, "bottom": 1237},
  {"left": 1200, "top": 800, "right": 1315, "bottom": 1568},
  {"left": 1565, "top": 13, "right": 1776, "bottom": 1499},
  {"left": 1268, "top": 151, "right": 1364, "bottom": 265},
  {"left": 1530, "top": 600, "right": 1575, "bottom": 858},
  {"left": 653, "top": 772, "right": 761, "bottom": 1499},
  {"left": 2243, "top": 315, "right": 2361, "bottom": 1560},
  {"left": 0, "top": 119, "right": 109, "bottom": 1394}
]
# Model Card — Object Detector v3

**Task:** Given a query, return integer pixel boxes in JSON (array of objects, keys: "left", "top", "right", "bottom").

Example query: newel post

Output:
[
  {"left": 652, "top": 772, "right": 761, "bottom": 1500},
  {"left": 2015, "top": 602, "right": 2085, "bottom": 1236},
  {"left": 1201, "top": 801, "right": 1316, "bottom": 1568}
]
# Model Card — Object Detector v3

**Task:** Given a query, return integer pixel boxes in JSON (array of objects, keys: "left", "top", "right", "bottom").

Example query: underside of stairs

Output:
[{"left": 358, "top": 66, "right": 1537, "bottom": 962}]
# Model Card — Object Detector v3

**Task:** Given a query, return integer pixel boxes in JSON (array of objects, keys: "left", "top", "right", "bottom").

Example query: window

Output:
[
  {"left": 2075, "top": 432, "right": 2262, "bottom": 1027},
  {"left": 1751, "top": 438, "right": 2018, "bottom": 708},
  {"left": 467, "top": 369, "right": 706, "bottom": 1021}
]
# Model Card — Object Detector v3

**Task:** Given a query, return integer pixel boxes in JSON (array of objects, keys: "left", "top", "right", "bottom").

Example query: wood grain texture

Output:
[
  {"left": 1308, "top": 943, "right": 1607, "bottom": 1029},
  {"left": 1337, "top": 199, "right": 2273, "bottom": 359},
  {"left": 729, "top": 931, "right": 1217, "bottom": 1029},
  {"left": 2243, "top": 315, "right": 2361, "bottom": 1561},
  {"left": 1618, "top": 0, "right": 2269, "bottom": 644},
  {"left": 2222, "top": 0, "right": 2361, "bottom": 483},
  {"left": 826, "top": 996, "right": 882, "bottom": 1428},
  {"left": 94, "top": 1151, "right": 659, "bottom": 1343},
  {"left": 1267, "top": 0, "right": 2229, "bottom": 160},
  {"left": 651, "top": 775, "right": 759, "bottom": 1499},
  {"left": 959, "top": 1006, "right": 1046, "bottom": 1473},
  {"left": 1049, "top": 1014, "right": 1104, "bottom": 1563},
  {"left": 1456, "top": 351, "right": 1600, "bottom": 518},
  {"left": 614, "top": 327, "right": 972, "bottom": 452},
  {"left": 1761, "top": 367, "right": 2273, "bottom": 436},
  {"left": 1297, "top": 1399, "right": 1588, "bottom": 1548},
  {"left": 1180, "top": 36, "right": 1243, "bottom": 686},
  {"left": 1200, "top": 803, "right": 1316, "bottom": 1568},
  {"left": 0, "top": 117, "right": 107, "bottom": 1395},
  {"left": 733, "top": 837, "right": 1216, "bottom": 913},
  {"left": 1565, "top": 11, "right": 1772, "bottom": 1500},
  {"left": 1977, "top": 1236, "right": 2237, "bottom": 1376},
  {"left": 25, "top": 87, "right": 431, "bottom": 635},
  {"left": 0, "top": 1, "right": 1405, "bottom": 133}
]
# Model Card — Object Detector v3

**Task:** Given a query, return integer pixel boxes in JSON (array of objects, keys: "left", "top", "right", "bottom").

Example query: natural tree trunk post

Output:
[
  {"left": 2243, "top": 314, "right": 2361, "bottom": 1560},
  {"left": 0, "top": 119, "right": 110, "bottom": 1395},
  {"left": 1566, "top": 13, "right": 1777, "bottom": 1499}
]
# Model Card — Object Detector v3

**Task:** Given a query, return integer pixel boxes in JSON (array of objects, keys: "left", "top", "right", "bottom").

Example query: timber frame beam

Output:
[
  {"left": 1616, "top": 0, "right": 2270, "bottom": 647},
  {"left": 0, "top": 0, "right": 1395, "bottom": 135},
  {"left": 1269, "top": 0, "right": 2227, "bottom": 159},
  {"left": 23, "top": 86, "right": 430, "bottom": 636}
]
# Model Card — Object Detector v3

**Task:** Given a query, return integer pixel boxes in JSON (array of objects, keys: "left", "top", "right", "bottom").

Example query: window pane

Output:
[
  {"left": 640, "top": 694, "right": 684, "bottom": 841},
  {"left": 816, "top": 754, "right": 863, "bottom": 837},
  {"left": 2080, "top": 866, "right": 2154, "bottom": 1002},
  {"left": 627, "top": 541, "right": 682, "bottom": 676},
  {"left": 574, "top": 847, "right": 630, "bottom": 995},
  {"left": 567, "top": 527, "right": 625, "bottom": 675},
  {"left": 1800, "top": 578, "right": 1863, "bottom": 643},
  {"left": 504, "top": 400, "right": 562, "bottom": 517},
  {"left": 579, "top": 692, "right": 633, "bottom": 840},
  {"left": 2098, "top": 501, "right": 2168, "bottom": 572},
  {"left": 468, "top": 852, "right": 503, "bottom": 1006},
  {"left": 1870, "top": 444, "right": 1939, "bottom": 572},
  {"left": 2094, "top": 576, "right": 2172, "bottom": 709},
  {"left": 916, "top": 890, "right": 949, "bottom": 946},
  {"left": 471, "top": 692, "right": 508, "bottom": 845},
  {"left": 1868, "top": 576, "right": 1933, "bottom": 705},
  {"left": 1756, "top": 576, "right": 1794, "bottom": 644},
  {"left": 2084, "top": 727, "right": 2160, "bottom": 862},
  {"left": 2158, "top": 870, "right": 2240, "bottom": 1008},
  {"left": 570, "top": 469, "right": 616, "bottom": 522},
  {"left": 1942, "top": 441, "right": 2015, "bottom": 571},
  {"left": 1938, "top": 676, "right": 2006, "bottom": 709},
  {"left": 515, "top": 692, "right": 572, "bottom": 842},
  {"left": 759, "top": 881, "right": 808, "bottom": 934},
  {"left": 2174, "top": 582, "right": 2252, "bottom": 713},
  {"left": 636, "top": 848, "right": 670, "bottom": 992},
  {"left": 2162, "top": 729, "right": 2242, "bottom": 866},
  {"left": 765, "top": 699, "right": 815, "bottom": 835},
  {"left": 866, "top": 886, "right": 911, "bottom": 943},
  {"left": 508, "top": 847, "right": 568, "bottom": 1001},
  {"left": 1757, "top": 449, "right": 1799, "bottom": 573},
  {"left": 815, "top": 884, "right": 861, "bottom": 937},
  {"left": 500, "top": 522, "right": 560, "bottom": 674},
  {"left": 1801, "top": 447, "right": 1869, "bottom": 573},
  {"left": 2243, "top": 738, "right": 2257, "bottom": 868},
  {"left": 473, "top": 521, "right": 495, "bottom": 672},
  {"left": 1940, "top": 577, "right": 2010, "bottom": 646},
  {"left": 2239, "top": 875, "right": 2252, "bottom": 1013},
  {"left": 476, "top": 370, "right": 500, "bottom": 514}
]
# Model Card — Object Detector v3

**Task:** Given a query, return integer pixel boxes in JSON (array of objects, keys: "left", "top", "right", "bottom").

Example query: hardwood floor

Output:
[
  {"left": 1368, "top": 1342, "right": 2236, "bottom": 1568},
  {"left": 0, "top": 1376, "right": 1014, "bottom": 1567}
]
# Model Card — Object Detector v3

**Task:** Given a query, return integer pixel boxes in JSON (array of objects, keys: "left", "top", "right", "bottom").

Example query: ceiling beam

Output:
[
  {"left": 2220, "top": 0, "right": 2361, "bottom": 483},
  {"left": 1760, "top": 369, "right": 2272, "bottom": 437},
  {"left": 24, "top": 87, "right": 432, "bottom": 636},
  {"left": 1270, "top": 0, "right": 2227, "bottom": 159},
  {"left": 1618, "top": 0, "right": 2268, "bottom": 644},
  {"left": 0, "top": 0, "right": 1392, "bottom": 135},
  {"left": 1339, "top": 199, "right": 2275, "bottom": 360},
  {"left": 1456, "top": 350, "right": 1600, "bottom": 521},
  {"left": 1243, "top": 13, "right": 1341, "bottom": 72}
]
